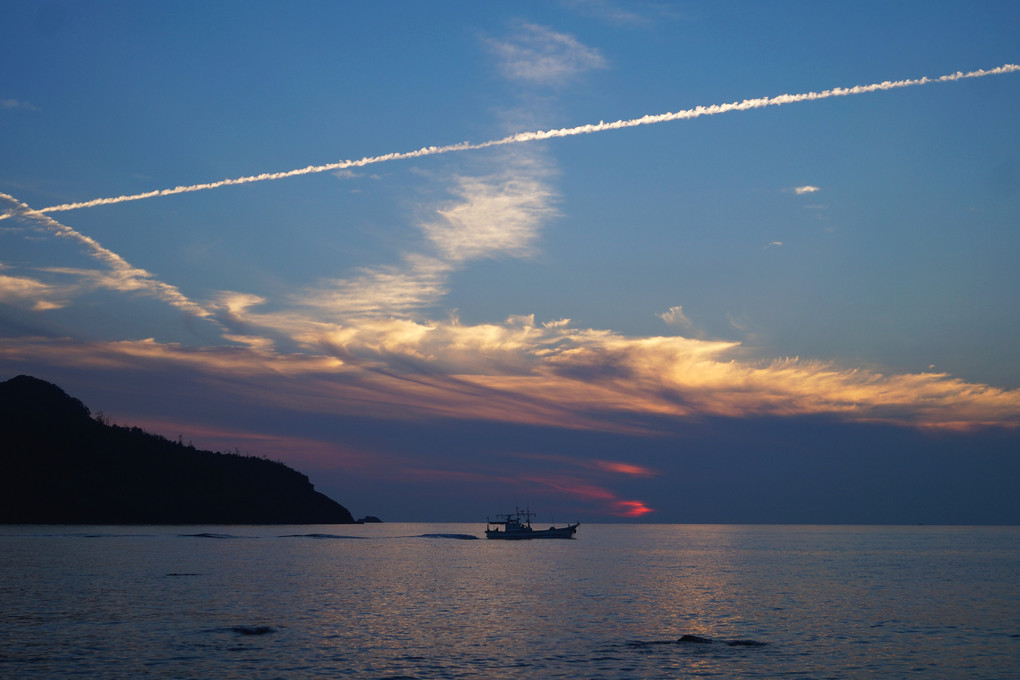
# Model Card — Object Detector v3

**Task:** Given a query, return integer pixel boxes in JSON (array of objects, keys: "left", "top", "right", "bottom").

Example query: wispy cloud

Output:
[
  {"left": 333, "top": 169, "right": 379, "bottom": 181},
  {"left": 0, "top": 271, "right": 67, "bottom": 310},
  {"left": 516, "top": 452, "right": 658, "bottom": 478},
  {"left": 0, "top": 264, "right": 205, "bottom": 312},
  {"left": 659, "top": 305, "right": 692, "bottom": 328},
  {"left": 0, "top": 336, "right": 343, "bottom": 377},
  {"left": 1, "top": 98, "right": 38, "bottom": 111},
  {"left": 564, "top": 0, "right": 651, "bottom": 26},
  {"left": 266, "top": 151, "right": 557, "bottom": 327},
  {"left": 795, "top": 185, "right": 821, "bottom": 194},
  {"left": 485, "top": 23, "right": 607, "bottom": 85},
  {"left": 613, "top": 500, "right": 655, "bottom": 517},
  {"left": 298, "top": 254, "right": 453, "bottom": 318},
  {"left": 422, "top": 167, "right": 557, "bottom": 262},
  {"left": 7, "top": 64, "right": 1014, "bottom": 220},
  {"left": 592, "top": 460, "right": 657, "bottom": 477}
]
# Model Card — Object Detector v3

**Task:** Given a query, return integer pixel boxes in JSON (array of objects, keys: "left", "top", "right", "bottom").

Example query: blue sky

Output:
[{"left": 3, "top": 1, "right": 1019, "bottom": 522}]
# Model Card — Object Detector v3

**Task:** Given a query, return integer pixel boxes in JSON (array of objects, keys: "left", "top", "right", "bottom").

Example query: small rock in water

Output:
[
  {"left": 233, "top": 625, "right": 275, "bottom": 636},
  {"left": 676, "top": 634, "right": 767, "bottom": 647},
  {"left": 677, "top": 634, "right": 714, "bottom": 644}
]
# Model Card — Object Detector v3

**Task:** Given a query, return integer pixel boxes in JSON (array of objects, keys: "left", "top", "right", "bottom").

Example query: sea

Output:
[{"left": 1, "top": 523, "right": 1018, "bottom": 679}]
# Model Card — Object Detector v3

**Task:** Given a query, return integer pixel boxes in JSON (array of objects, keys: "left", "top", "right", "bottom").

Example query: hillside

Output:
[{"left": 0, "top": 375, "right": 356, "bottom": 524}]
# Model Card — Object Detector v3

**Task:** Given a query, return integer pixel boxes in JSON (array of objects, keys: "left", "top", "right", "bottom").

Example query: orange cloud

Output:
[
  {"left": 612, "top": 500, "right": 655, "bottom": 518},
  {"left": 5, "top": 318, "right": 1020, "bottom": 433},
  {"left": 593, "top": 461, "right": 657, "bottom": 477}
]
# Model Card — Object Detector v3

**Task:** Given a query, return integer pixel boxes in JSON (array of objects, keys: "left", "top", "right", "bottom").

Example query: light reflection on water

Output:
[{"left": 1, "top": 523, "right": 1018, "bottom": 679}]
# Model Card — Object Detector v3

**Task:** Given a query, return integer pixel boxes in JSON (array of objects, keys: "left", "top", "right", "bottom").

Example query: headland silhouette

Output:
[{"left": 0, "top": 375, "right": 356, "bottom": 524}]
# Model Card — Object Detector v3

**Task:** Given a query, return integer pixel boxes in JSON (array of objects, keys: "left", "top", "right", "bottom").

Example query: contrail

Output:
[
  {"left": 0, "top": 192, "right": 213, "bottom": 318},
  {"left": 4, "top": 63, "right": 1017, "bottom": 219}
]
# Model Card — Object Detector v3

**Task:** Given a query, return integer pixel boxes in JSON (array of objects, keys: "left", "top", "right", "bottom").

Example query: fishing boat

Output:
[{"left": 485, "top": 507, "right": 579, "bottom": 540}]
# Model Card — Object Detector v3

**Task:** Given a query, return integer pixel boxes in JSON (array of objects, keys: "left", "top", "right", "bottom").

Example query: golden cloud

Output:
[{"left": 5, "top": 314, "right": 1019, "bottom": 432}]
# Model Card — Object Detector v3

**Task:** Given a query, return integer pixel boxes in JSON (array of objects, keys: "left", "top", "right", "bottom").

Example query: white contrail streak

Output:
[
  {"left": 4, "top": 63, "right": 1017, "bottom": 219},
  {"left": 0, "top": 192, "right": 213, "bottom": 318}
]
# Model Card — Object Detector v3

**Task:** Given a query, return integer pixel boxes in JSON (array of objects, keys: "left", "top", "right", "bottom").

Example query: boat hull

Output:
[{"left": 485, "top": 524, "right": 579, "bottom": 540}]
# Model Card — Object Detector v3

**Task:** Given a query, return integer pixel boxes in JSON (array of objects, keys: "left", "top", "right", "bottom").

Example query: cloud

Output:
[
  {"left": 1, "top": 99, "right": 38, "bottom": 111},
  {"left": 7, "top": 63, "right": 1016, "bottom": 220},
  {"left": 593, "top": 460, "right": 657, "bottom": 477},
  {"left": 333, "top": 169, "right": 379, "bottom": 181},
  {"left": 516, "top": 452, "right": 658, "bottom": 477},
  {"left": 659, "top": 305, "right": 692, "bottom": 328},
  {"left": 0, "top": 336, "right": 343, "bottom": 377},
  {"left": 227, "top": 151, "right": 557, "bottom": 329},
  {"left": 0, "top": 272, "right": 68, "bottom": 310},
  {"left": 8, "top": 314, "right": 1019, "bottom": 431},
  {"left": 485, "top": 23, "right": 607, "bottom": 85},
  {"left": 612, "top": 500, "right": 655, "bottom": 517},
  {"left": 795, "top": 185, "right": 821, "bottom": 195},
  {"left": 421, "top": 168, "right": 557, "bottom": 262},
  {"left": 0, "top": 264, "right": 194, "bottom": 312},
  {"left": 297, "top": 254, "right": 453, "bottom": 318},
  {"left": 564, "top": 0, "right": 650, "bottom": 26}
]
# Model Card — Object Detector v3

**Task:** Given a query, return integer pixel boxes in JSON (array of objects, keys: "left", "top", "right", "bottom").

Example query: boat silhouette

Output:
[{"left": 485, "top": 506, "right": 579, "bottom": 540}]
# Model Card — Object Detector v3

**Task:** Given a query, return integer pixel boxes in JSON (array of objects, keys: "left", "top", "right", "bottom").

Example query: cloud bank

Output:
[{"left": 6, "top": 314, "right": 1018, "bottom": 432}]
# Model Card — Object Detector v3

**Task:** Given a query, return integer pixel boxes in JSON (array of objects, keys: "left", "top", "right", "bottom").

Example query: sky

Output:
[{"left": 2, "top": 1, "right": 1019, "bottom": 524}]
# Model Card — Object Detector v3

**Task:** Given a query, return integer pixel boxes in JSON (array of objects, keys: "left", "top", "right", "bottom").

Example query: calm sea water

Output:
[{"left": 1, "top": 523, "right": 1018, "bottom": 679}]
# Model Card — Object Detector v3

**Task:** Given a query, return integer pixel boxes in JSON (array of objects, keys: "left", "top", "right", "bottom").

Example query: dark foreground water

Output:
[{"left": 2, "top": 524, "right": 1018, "bottom": 679}]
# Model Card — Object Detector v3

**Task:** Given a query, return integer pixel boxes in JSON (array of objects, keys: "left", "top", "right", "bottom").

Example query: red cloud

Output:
[
  {"left": 612, "top": 500, "right": 654, "bottom": 517},
  {"left": 594, "top": 460, "right": 656, "bottom": 477},
  {"left": 524, "top": 475, "right": 654, "bottom": 517}
]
